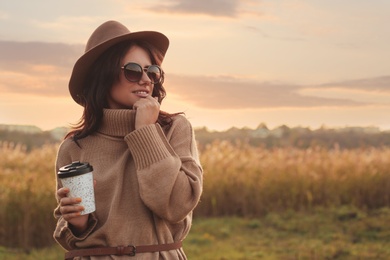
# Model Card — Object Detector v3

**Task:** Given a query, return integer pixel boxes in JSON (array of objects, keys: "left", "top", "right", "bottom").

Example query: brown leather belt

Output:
[{"left": 65, "top": 241, "right": 182, "bottom": 259}]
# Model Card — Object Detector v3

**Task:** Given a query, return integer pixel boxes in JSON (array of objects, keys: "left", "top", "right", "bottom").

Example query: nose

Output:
[{"left": 139, "top": 69, "right": 152, "bottom": 85}]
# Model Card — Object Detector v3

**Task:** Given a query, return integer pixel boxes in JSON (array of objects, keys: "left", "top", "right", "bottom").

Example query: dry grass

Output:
[
  {"left": 196, "top": 140, "right": 390, "bottom": 217},
  {"left": 1, "top": 140, "right": 390, "bottom": 249},
  {"left": 0, "top": 142, "right": 57, "bottom": 249}
]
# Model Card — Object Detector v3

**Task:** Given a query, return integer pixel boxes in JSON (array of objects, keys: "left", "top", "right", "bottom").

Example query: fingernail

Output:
[{"left": 75, "top": 198, "right": 82, "bottom": 203}]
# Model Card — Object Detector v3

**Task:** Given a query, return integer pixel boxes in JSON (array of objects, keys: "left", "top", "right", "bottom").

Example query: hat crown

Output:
[{"left": 85, "top": 21, "right": 130, "bottom": 53}]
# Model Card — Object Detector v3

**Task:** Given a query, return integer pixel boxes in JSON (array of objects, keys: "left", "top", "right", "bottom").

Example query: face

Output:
[{"left": 108, "top": 45, "right": 155, "bottom": 109}]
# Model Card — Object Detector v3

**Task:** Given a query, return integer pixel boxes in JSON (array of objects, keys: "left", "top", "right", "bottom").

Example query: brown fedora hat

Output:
[{"left": 68, "top": 20, "right": 169, "bottom": 105}]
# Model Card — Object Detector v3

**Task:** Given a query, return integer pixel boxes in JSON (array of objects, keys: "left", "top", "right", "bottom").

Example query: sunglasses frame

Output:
[{"left": 121, "top": 62, "right": 163, "bottom": 84}]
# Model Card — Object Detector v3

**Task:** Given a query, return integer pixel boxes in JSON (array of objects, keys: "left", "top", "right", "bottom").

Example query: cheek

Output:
[
  {"left": 108, "top": 81, "right": 127, "bottom": 105},
  {"left": 109, "top": 84, "right": 121, "bottom": 99},
  {"left": 110, "top": 77, "right": 127, "bottom": 95}
]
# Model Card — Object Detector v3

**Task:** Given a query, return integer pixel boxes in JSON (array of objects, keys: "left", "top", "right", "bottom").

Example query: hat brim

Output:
[{"left": 69, "top": 31, "right": 169, "bottom": 105}]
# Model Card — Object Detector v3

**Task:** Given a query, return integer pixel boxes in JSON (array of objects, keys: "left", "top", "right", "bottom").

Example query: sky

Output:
[{"left": 0, "top": 0, "right": 389, "bottom": 131}]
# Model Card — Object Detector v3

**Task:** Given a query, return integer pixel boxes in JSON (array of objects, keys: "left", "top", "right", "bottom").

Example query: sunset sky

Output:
[{"left": 1, "top": 0, "right": 389, "bottom": 131}]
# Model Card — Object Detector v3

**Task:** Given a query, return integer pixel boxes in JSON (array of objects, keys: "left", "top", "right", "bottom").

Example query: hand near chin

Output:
[{"left": 133, "top": 95, "right": 160, "bottom": 129}]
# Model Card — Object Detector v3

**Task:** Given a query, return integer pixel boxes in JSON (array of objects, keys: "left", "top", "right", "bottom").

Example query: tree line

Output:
[
  {"left": 1, "top": 124, "right": 390, "bottom": 151},
  {"left": 195, "top": 125, "right": 390, "bottom": 149}
]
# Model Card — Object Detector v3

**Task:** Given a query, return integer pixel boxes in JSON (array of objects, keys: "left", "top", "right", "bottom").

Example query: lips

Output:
[{"left": 133, "top": 90, "right": 149, "bottom": 98}]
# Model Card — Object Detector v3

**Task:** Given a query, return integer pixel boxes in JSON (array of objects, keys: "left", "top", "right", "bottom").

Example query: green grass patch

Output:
[
  {"left": 2, "top": 207, "right": 389, "bottom": 260},
  {"left": 186, "top": 207, "right": 390, "bottom": 259},
  {"left": 0, "top": 245, "right": 63, "bottom": 260}
]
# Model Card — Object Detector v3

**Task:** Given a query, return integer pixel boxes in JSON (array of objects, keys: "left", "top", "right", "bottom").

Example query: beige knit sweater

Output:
[{"left": 53, "top": 109, "right": 203, "bottom": 259}]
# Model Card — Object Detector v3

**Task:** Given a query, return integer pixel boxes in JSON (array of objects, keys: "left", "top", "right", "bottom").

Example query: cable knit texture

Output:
[{"left": 53, "top": 109, "right": 203, "bottom": 259}]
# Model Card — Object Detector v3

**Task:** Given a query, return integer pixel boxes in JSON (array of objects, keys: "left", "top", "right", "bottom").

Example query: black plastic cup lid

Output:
[{"left": 58, "top": 161, "right": 93, "bottom": 178}]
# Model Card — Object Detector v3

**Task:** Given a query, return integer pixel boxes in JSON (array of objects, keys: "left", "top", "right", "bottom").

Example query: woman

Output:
[{"left": 53, "top": 20, "right": 203, "bottom": 259}]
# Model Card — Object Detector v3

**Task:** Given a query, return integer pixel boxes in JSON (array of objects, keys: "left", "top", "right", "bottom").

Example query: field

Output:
[
  {"left": 1, "top": 210, "right": 390, "bottom": 259},
  {"left": 1, "top": 140, "right": 390, "bottom": 259}
]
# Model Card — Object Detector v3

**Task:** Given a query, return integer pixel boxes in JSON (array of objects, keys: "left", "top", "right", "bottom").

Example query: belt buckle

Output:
[
  {"left": 127, "top": 245, "right": 136, "bottom": 256},
  {"left": 116, "top": 245, "right": 136, "bottom": 256}
]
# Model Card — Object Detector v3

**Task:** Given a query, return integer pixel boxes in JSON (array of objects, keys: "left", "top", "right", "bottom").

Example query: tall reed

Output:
[
  {"left": 195, "top": 140, "right": 390, "bottom": 217},
  {"left": 0, "top": 142, "right": 58, "bottom": 249},
  {"left": 1, "top": 141, "right": 390, "bottom": 249}
]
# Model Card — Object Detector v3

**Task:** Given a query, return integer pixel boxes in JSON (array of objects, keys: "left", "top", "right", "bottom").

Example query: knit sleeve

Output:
[
  {"left": 52, "top": 139, "right": 98, "bottom": 250},
  {"left": 53, "top": 213, "right": 98, "bottom": 251},
  {"left": 124, "top": 115, "right": 203, "bottom": 223}
]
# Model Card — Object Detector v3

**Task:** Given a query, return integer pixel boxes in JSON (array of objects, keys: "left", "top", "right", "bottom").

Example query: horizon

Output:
[
  {"left": 1, "top": 1, "right": 389, "bottom": 131},
  {"left": 0, "top": 121, "right": 387, "bottom": 134}
]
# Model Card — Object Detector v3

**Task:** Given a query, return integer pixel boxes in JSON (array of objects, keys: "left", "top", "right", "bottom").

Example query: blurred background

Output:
[{"left": 1, "top": 1, "right": 390, "bottom": 259}]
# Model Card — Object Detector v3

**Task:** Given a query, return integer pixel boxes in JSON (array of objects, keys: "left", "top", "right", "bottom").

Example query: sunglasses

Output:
[{"left": 121, "top": 62, "right": 162, "bottom": 84}]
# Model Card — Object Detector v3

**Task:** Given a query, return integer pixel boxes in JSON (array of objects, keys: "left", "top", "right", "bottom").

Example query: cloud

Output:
[
  {"left": 153, "top": 0, "right": 239, "bottom": 17},
  {"left": 0, "top": 40, "right": 385, "bottom": 109},
  {"left": 0, "top": 67, "right": 70, "bottom": 97},
  {"left": 165, "top": 75, "right": 366, "bottom": 109},
  {"left": 0, "top": 41, "right": 83, "bottom": 69},
  {"left": 0, "top": 41, "right": 83, "bottom": 97},
  {"left": 319, "top": 76, "right": 390, "bottom": 92},
  {"left": 244, "top": 25, "right": 307, "bottom": 42},
  {"left": 145, "top": 0, "right": 263, "bottom": 18},
  {"left": 294, "top": 76, "right": 390, "bottom": 107}
]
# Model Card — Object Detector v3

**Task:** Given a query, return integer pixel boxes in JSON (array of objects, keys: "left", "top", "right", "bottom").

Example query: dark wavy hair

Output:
[{"left": 66, "top": 40, "right": 179, "bottom": 141}]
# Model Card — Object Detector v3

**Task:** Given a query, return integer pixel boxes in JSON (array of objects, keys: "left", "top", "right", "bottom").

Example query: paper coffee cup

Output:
[{"left": 58, "top": 161, "right": 95, "bottom": 215}]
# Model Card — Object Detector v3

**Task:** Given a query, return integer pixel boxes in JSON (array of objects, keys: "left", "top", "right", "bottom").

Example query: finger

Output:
[
  {"left": 139, "top": 94, "right": 156, "bottom": 102},
  {"left": 62, "top": 212, "right": 82, "bottom": 221},
  {"left": 60, "top": 204, "right": 85, "bottom": 215},
  {"left": 132, "top": 100, "right": 142, "bottom": 110},
  {"left": 144, "top": 95, "right": 160, "bottom": 107},
  {"left": 133, "top": 98, "right": 152, "bottom": 109},
  {"left": 62, "top": 207, "right": 87, "bottom": 221},
  {"left": 57, "top": 187, "right": 69, "bottom": 198},
  {"left": 60, "top": 197, "right": 82, "bottom": 206}
]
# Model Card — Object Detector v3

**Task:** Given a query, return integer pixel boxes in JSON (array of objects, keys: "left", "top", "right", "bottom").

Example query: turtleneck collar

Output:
[{"left": 97, "top": 109, "right": 136, "bottom": 137}]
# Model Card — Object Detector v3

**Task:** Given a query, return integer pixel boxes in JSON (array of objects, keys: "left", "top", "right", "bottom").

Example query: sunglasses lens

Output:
[
  {"left": 123, "top": 63, "right": 162, "bottom": 84},
  {"left": 123, "top": 63, "right": 143, "bottom": 82},
  {"left": 147, "top": 65, "right": 162, "bottom": 84}
]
